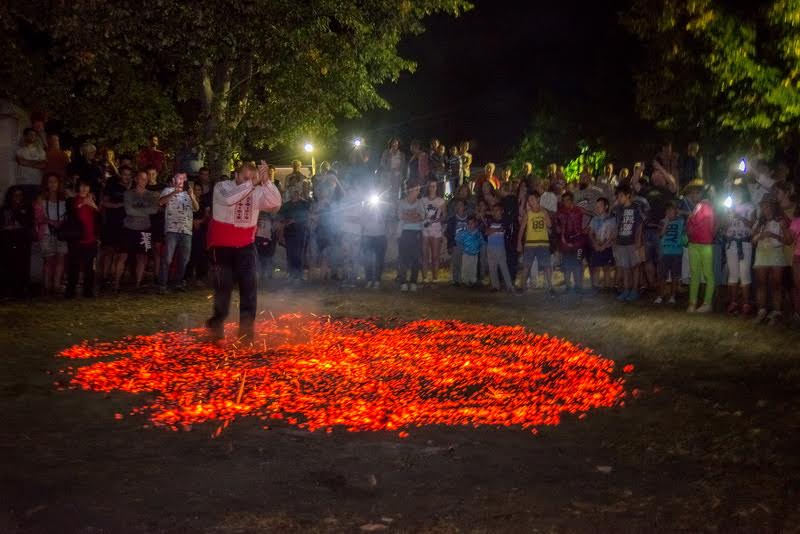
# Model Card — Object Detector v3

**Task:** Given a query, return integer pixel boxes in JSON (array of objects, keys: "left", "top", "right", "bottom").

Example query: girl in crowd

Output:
[
  {"left": 36, "top": 172, "right": 68, "bottom": 296},
  {"left": 421, "top": 177, "right": 446, "bottom": 283},
  {"left": 65, "top": 179, "right": 100, "bottom": 299},
  {"left": 115, "top": 171, "right": 159, "bottom": 291},
  {"left": 723, "top": 185, "right": 755, "bottom": 315},
  {"left": 752, "top": 198, "right": 792, "bottom": 324},
  {"left": 1, "top": 186, "right": 34, "bottom": 298},
  {"left": 397, "top": 183, "right": 425, "bottom": 291},
  {"left": 685, "top": 185, "right": 716, "bottom": 313}
]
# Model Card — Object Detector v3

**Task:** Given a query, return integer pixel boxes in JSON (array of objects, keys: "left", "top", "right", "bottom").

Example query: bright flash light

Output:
[
  {"left": 368, "top": 194, "right": 380, "bottom": 206},
  {"left": 304, "top": 143, "right": 314, "bottom": 153},
  {"left": 353, "top": 138, "right": 363, "bottom": 148},
  {"left": 738, "top": 158, "right": 747, "bottom": 173},
  {"left": 723, "top": 195, "right": 733, "bottom": 209}
]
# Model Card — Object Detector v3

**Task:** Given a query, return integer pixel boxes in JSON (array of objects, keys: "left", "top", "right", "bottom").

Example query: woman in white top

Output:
[
  {"left": 421, "top": 177, "right": 446, "bottom": 283},
  {"left": 35, "top": 172, "right": 68, "bottom": 295},
  {"left": 380, "top": 138, "right": 406, "bottom": 201}
]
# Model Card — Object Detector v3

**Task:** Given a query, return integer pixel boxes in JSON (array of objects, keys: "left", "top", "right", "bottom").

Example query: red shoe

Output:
[
  {"left": 741, "top": 303, "right": 753, "bottom": 316},
  {"left": 726, "top": 302, "right": 739, "bottom": 315}
]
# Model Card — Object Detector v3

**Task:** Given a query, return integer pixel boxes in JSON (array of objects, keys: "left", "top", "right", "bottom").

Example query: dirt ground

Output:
[{"left": 1, "top": 282, "right": 800, "bottom": 533}]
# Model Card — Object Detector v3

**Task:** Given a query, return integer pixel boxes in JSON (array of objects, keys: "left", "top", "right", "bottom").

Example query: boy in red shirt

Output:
[{"left": 556, "top": 191, "right": 588, "bottom": 292}]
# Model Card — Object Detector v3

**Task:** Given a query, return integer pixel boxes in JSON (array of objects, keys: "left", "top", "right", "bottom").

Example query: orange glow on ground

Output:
[{"left": 57, "top": 314, "right": 627, "bottom": 437}]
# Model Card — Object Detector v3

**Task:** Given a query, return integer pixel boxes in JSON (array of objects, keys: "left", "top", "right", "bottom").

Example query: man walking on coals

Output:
[{"left": 206, "top": 161, "right": 282, "bottom": 340}]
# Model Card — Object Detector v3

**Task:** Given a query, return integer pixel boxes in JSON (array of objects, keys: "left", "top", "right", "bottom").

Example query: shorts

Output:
[
  {"left": 100, "top": 224, "right": 124, "bottom": 249},
  {"left": 589, "top": 247, "right": 614, "bottom": 268},
  {"left": 614, "top": 244, "right": 641, "bottom": 269},
  {"left": 40, "top": 233, "right": 68, "bottom": 257},
  {"left": 644, "top": 227, "right": 660, "bottom": 264},
  {"left": 725, "top": 241, "right": 753, "bottom": 285},
  {"left": 659, "top": 254, "right": 682, "bottom": 279},
  {"left": 523, "top": 246, "right": 551, "bottom": 266},
  {"left": 754, "top": 245, "right": 788, "bottom": 268},
  {"left": 124, "top": 228, "right": 153, "bottom": 255},
  {"left": 422, "top": 223, "right": 443, "bottom": 239}
]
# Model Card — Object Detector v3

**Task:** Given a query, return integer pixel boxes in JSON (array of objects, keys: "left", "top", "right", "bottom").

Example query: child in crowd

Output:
[
  {"left": 752, "top": 198, "right": 792, "bottom": 324},
  {"left": 655, "top": 201, "right": 685, "bottom": 304},
  {"left": 613, "top": 185, "right": 644, "bottom": 301},
  {"left": 455, "top": 214, "right": 482, "bottom": 286},
  {"left": 557, "top": 191, "right": 587, "bottom": 292},
  {"left": 588, "top": 197, "right": 616, "bottom": 291},
  {"left": 422, "top": 177, "right": 445, "bottom": 283},
  {"left": 723, "top": 185, "right": 755, "bottom": 314},
  {"left": 486, "top": 204, "right": 515, "bottom": 292},
  {"left": 445, "top": 199, "right": 469, "bottom": 286},
  {"left": 446, "top": 145, "right": 463, "bottom": 197},
  {"left": 517, "top": 191, "right": 553, "bottom": 292},
  {"left": 685, "top": 185, "right": 716, "bottom": 313}
]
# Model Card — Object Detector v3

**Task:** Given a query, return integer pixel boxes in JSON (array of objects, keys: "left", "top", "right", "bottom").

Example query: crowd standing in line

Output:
[{"left": 3, "top": 128, "right": 800, "bottom": 327}]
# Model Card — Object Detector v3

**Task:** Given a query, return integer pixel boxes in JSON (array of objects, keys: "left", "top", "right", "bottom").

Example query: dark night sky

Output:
[{"left": 337, "top": 0, "right": 657, "bottom": 167}]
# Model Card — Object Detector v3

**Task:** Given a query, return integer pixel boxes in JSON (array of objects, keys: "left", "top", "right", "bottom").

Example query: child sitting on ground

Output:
[
  {"left": 455, "top": 214, "right": 483, "bottom": 287},
  {"left": 655, "top": 201, "right": 685, "bottom": 304}
]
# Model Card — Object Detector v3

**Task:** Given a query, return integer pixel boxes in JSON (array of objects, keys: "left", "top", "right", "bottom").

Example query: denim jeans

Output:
[
  {"left": 363, "top": 235, "right": 387, "bottom": 282},
  {"left": 397, "top": 229, "right": 422, "bottom": 284},
  {"left": 161, "top": 232, "right": 192, "bottom": 287}
]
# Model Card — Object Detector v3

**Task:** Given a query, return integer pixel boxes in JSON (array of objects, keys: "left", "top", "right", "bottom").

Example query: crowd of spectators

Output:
[{"left": 3, "top": 129, "right": 800, "bottom": 327}]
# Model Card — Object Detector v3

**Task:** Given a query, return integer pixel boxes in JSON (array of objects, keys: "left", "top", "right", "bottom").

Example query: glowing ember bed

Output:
[{"left": 57, "top": 314, "right": 628, "bottom": 437}]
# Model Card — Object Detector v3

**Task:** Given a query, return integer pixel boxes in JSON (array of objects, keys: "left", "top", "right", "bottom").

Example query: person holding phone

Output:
[
  {"left": 158, "top": 173, "right": 198, "bottom": 292},
  {"left": 206, "top": 161, "right": 282, "bottom": 340}
]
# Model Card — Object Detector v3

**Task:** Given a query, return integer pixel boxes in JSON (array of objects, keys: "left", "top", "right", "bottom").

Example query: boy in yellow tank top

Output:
[{"left": 517, "top": 192, "right": 553, "bottom": 292}]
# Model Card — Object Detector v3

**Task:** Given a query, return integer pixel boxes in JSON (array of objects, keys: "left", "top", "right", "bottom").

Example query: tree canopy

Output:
[
  {"left": 622, "top": 0, "right": 800, "bottom": 151},
  {"left": 0, "top": 0, "right": 470, "bottom": 173}
]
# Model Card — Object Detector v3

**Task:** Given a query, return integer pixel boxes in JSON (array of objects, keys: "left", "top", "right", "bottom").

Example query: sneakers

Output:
[
  {"left": 726, "top": 302, "right": 739, "bottom": 315},
  {"left": 410, "top": 283, "right": 418, "bottom": 292},
  {"left": 766, "top": 310, "right": 783, "bottom": 326},
  {"left": 400, "top": 283, "right": 409, "bottom": 292},
  {"left": 653, "top": 296, "right": 663, "bottom": 304},
  {"left": 625, "top": 290, "right": 640, "bottom": 302},
  {"left": 616, "top": 289, "right": 630, "bottom": 301},
  {"left": 668, "top": 295, "right": 676, "bottom": 305},
  {"left": 752, "top": 308, "right": 768, "bottom": 324},
  {"left": 686, "top": 304, "right": 697, "bottom": 313},
  {"left": 696, "top": 303, "right": 713, "bottom": 313}
]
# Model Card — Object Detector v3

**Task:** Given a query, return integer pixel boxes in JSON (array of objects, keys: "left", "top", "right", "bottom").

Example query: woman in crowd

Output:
[
  {"left": 380, "top": 138, "right": 406, "bottom": 200},
  {"left": 752, "top": 198, "right": 793, "bottom": 324},
  {"left": 361, "top": 190, "right": 389, "bottom": 288},
  {"left": 64, "top": 179, "right": 100, "bottom": 299},
  {"left": 397, "top": 183, "right": 425, "bottom": 291},
  {"left": 36, "top": 172, "right": 68, "bottom": 296},
  {"left": 114, "top": 171, "right": 159, "bottom": 291},
  {"left": 1, "top": 186, "right": 34, "bottom": 298},
  {"left": 421, "top": 177, "right": 446, "bottom": 283}
]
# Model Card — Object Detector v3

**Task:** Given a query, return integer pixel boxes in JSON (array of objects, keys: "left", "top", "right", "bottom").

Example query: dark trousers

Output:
[
  {"left": 1, "top": 235, "right": 31, "bottom": 297},
  {"left": 66, "top": 242, "right": 97, "bottom": 297},
  {"left": 398, "top": 229, "right": 422, "bottom": 284},
  {"left": 363, "top": 235, "right": 387, "bottom": 282},
  {"left": 285, "top": 223, "right": 306, "bottom": 278},
  {"left": 185, "top": 229, "right": 209, "bottom": 281},
  {"left": 506, "top": 243, "right": 519, "bottom": 281},
  {"left": 208, "top": 244, "right": 258, "bottom": 332}
]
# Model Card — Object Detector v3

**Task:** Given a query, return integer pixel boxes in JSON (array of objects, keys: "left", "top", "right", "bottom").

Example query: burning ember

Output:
[{"left": 57, "top": 314, "right": 627, "bottom": 437}]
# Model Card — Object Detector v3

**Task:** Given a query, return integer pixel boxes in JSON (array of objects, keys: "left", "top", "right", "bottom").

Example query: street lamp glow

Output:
[
  {"left": 304, "top": 142, "right": 314, "bottom": 153},
  {"left": 353, "top": 138, "right": 362, "bottom": 148}
]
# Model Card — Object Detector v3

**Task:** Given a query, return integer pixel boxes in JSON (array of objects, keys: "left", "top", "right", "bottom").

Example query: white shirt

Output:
[
  {"left": 16, "top": 144, "right": 46, "bottom": 186},
  {"left": 160, "top": 187, "right": 194, "bottom": 235}
]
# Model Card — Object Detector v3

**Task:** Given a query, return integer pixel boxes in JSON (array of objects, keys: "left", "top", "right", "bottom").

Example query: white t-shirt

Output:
[
  {"left": 422, "top": 196, "right": 445, "bottom": 231},
  {"left": 160, "top": 187, "right": 193, "bottom": 235},
  {"left": 540, "top": 191, "right": 558, "bottom": 214},
  {"left": 16, "top": 144, "right": 46, "bottom": 186}
]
